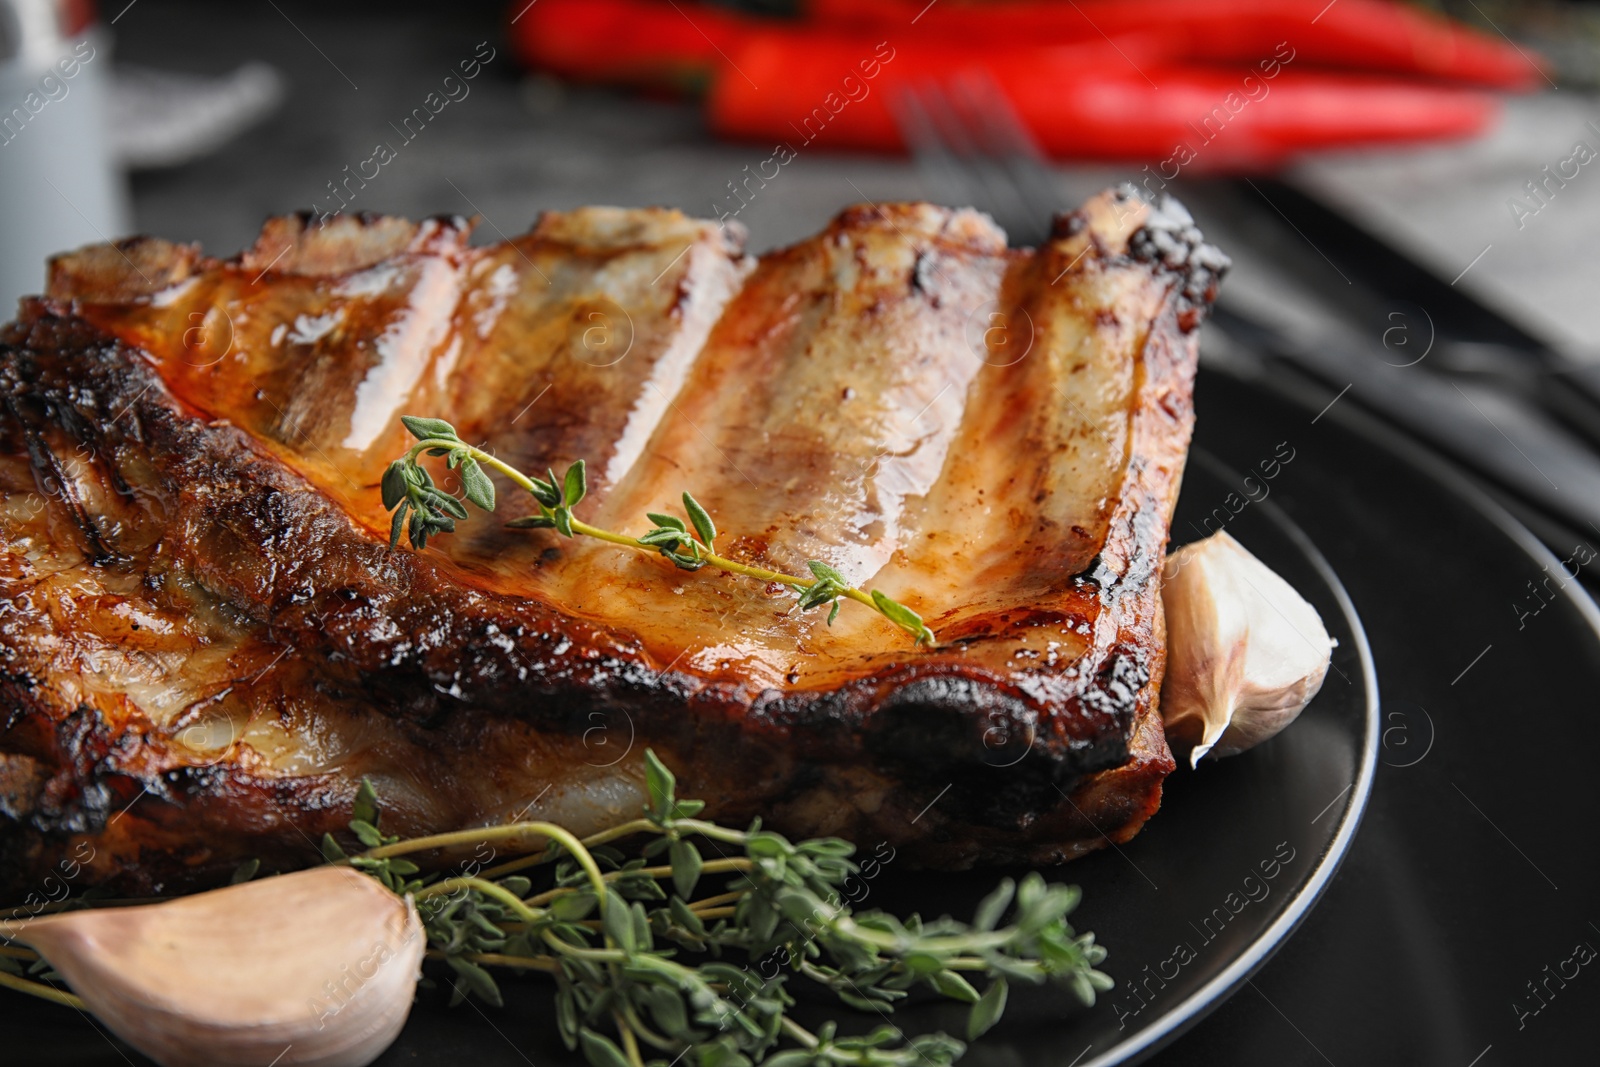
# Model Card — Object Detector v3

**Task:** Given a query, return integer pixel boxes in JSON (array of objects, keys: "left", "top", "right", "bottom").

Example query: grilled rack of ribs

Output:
[{"left": 0, "top": 187, "right": 1225, "bottom": 894}]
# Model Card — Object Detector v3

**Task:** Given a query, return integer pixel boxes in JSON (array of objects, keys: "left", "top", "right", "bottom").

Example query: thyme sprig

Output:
[
  {"left": 0, "top": 754, "right": 1111, "bottom": 1066},
  {"left": 381, "top": 416, "right": 936, "bottom": 645},
  {"left": 325, "top": 750, "right": 1111, "bottom": 1067}
]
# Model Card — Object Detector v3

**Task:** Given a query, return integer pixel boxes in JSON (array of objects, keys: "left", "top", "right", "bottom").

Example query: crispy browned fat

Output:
[{"left": 0, "top": 188, "right": 1226, "bottom": 894}]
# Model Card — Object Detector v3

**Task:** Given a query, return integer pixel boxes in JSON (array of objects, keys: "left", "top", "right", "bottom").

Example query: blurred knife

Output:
[
  {"left": 1192, "top": 177, "right": 1600, "bottom": 558},
  {"left": 1236, "top": 177, "right": 1600, "bottom": 450}
]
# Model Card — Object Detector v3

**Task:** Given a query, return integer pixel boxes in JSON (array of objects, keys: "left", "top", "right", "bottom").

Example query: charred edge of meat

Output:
[
  {"left": 1055, "top": 184, "right": 1231, "bottom": 333},
  {"left": 0, "top": 691, "right": 357, "bottom": 896},
  {"left": 861, "top": 650, "right": 1147, "bottom": 833}
]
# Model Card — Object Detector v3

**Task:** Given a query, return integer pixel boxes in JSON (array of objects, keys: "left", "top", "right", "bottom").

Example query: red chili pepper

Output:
[
  {"left": 512, "top": 0, "right": 1542, "bottom": 94},
  {"left": 801, "top": 0, "right": 1544, "bottom": 91},
  {"left": 508, "top": 0, "right": 749, "bottom": 93},
  {"left": 509, "top": 0, "right": 1512, "bottom": 164},
  {"left": 509, "top": 0, "right": 1189, "bottom": 99},
  {"left": 706, "top": 32, "right": 1498, "bottom": 166}
]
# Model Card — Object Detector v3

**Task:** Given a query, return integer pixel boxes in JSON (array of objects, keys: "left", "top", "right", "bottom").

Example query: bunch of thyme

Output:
[
  {"left": 321, "top": 751, "right": 1111, "bottom": 1067},
  {"left": 381, "top": 416, "right": 936, "bottom": 645}
]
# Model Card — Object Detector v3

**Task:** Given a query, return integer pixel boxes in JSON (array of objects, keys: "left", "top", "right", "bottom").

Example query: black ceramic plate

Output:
[{"left": 11, "top": 356, "right": 1600, "bottom": 1065}]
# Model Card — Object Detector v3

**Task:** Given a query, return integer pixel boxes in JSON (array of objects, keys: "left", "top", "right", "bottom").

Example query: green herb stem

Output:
[
  {"left": 414, "top": 876, "right": 545, "bottom": 924},
  {"left": 613, "top": 1009, "right": 649, "bottom": 1066},
  {"left": 617, "top": 1002, "right": 674, "bottom": 1054},
  {"left": 361, "top": 820, "right": 608, "bottom": 916},
  {"left": 474, "top": 817, "right": 660, "bottom": 882},
  {"left": 522, "top": 856, "right": 752, "bottom": 908},
  {"left": 390, "top": 426, "right": 935, "bottom": 645},
  {"left": 670, "top": 817, "right": 764, "bottom": 847},
  {"left": 428, "top": 949, "right": 561, "bottom": 974},
  {"left": 540, "top": 930, "right": 624, "bottom": 964},
  {"left": 0, "top": 971, "right": 83, "bottom": 1010},
  {"left": 780, "top": 1017, "right": 821, "bottom": 1049}
]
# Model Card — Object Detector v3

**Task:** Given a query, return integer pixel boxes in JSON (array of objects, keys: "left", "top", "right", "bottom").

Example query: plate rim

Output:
[
  {"left": 1223, "top": 359, "right": 1600, "bottom": 640},
  {"left": 1081, "top": 443, "right": 1382, "bottom": 1067}
]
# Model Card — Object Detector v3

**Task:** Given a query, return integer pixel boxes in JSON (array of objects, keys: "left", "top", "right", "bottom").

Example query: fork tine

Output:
[
  {"left": 950, "top": 71, "right": 1065, "bottom": 228},
  {"left": 889, "top": 84, "right": 973, "bottom": 210},
  {"left": 890, "top": 71, "right": 1064, "bottom": 246},
  {"left": 917, "top": 80, "right": 1035, "bottom": 241}
]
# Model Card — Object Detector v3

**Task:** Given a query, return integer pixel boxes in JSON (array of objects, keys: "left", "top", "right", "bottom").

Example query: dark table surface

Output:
[{"left": 23, "top": 2, "right": 1600, "bottom": 1064}]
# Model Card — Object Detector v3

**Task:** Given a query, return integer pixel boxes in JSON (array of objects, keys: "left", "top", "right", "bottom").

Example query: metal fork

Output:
[{"left": 890, "top": 73, "right": 1066, "bottom": 247}]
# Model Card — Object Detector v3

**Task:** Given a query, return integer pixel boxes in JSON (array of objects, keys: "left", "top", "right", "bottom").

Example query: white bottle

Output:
[{"left": 0, "top": 0, "right": 128, "bottom": 316}]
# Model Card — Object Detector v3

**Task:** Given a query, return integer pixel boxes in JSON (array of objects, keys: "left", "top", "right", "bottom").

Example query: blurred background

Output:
[{"left": 3, "top": 0, "right": 1600, "bottom": 541}]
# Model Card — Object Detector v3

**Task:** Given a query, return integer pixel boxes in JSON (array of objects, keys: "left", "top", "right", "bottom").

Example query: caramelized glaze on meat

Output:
[{"left": 0, "top": 189, "right": 1225, "bottom": 894}]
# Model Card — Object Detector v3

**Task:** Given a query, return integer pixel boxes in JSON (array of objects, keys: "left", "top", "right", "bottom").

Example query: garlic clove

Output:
[
  {"left": 1, "top": 866, "right": 423, "bottom": 1067},
  {"left": 1161, "top": 530, "right": 1334, "bottom": 767}
]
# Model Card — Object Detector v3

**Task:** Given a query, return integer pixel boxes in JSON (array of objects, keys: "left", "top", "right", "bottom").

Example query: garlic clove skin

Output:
[
  {"left": 1161, "top": 530, "right": 1334, "bottom": 768},
  {"left": 3, "top": 866, "right": 423, "bottom": 1067}
]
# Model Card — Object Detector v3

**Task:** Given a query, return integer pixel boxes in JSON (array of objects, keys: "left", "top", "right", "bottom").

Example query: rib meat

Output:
[{"left": 0, "top": 189, "right": 1225, "bottom": 894}]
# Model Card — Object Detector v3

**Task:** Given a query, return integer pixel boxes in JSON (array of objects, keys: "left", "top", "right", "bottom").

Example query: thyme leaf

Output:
[
  {"left": 460, "top": 458, "right": 496, "bottom": 512},
  {"left": 682, "top": 492, "right": 716, "bottom": 552}
]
